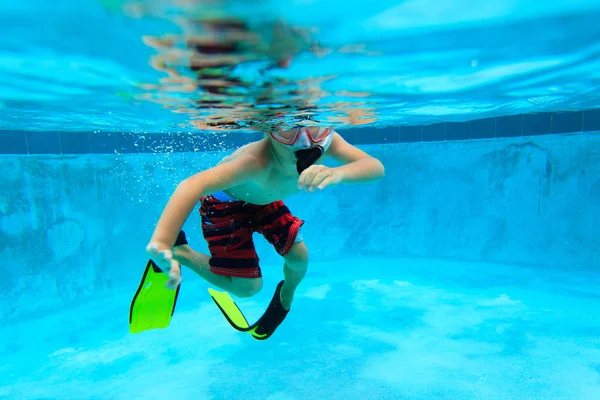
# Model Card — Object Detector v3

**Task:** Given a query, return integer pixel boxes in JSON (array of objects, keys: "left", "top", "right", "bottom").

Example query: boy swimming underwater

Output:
[{"left": 145, "top": 126, "right": 384, "bottom": 336}]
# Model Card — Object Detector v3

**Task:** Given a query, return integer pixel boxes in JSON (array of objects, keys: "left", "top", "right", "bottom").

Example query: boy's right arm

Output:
[{"left": 149, "top": 153, "right": 264, "bottom": 248}]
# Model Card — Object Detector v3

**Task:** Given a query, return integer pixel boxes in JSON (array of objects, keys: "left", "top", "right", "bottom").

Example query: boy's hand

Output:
[
  {"left": 298, "top": 165, "right": 342, "bottom": 192},
  {"left": 146, "top": 242, "right": 182, "bottom": 289}
]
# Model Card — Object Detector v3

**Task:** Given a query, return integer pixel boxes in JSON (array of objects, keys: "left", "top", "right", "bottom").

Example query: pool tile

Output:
[
  {"left": 91, "top": 132, "right": 119, "bottom": 154},
  {"left": 59, "top": 131, "right": 91, "bottom": 154},
  {"left": 145, "top": 134, "right": 174, "bottom": 153},
  {"left": 522, "top": 113, "right": 551, "bottom": 136},
  {"left": 174, "top": 134, "right": 200, "bottom": 152},
  {"left": 118, "top": 132, "right": 140, "bottom": 153},
  {"left": 355, "top": 127, "right": 377, "bottom": 145},
  {"left": 401, "top": 126, "right": 422, "bottom": 142},
  {"left": 422, "top": 123, "right": 446, "bottom": 142},
  {"left": 583, "top": 109, "right": 600, "bottom": 131},
  {"left": 446, "top": 122, "right": 470, "bottom": 140},
  {"left": 469, "top": 118, "right": 496, "bottom": 139},
  {"left": 377, "top": 127, "right": 400, "bottom": 144},
  {"left": 337, "top": 127, "right": 356, "bottom": 144},
  {"left": 0, "top": 130, "right": 28, "bottom": 154},
  {"left": 496, "top": 115, "right": 523, "bottom": 137},
  {"left": 219, "top": 134, "right": 240, "bottom": 151},
  {"left": 26, "top": 131, "right": 61, "bottom": 154},
  {"left": 551, "top": 111, "right": 583, "bottom": 134}
]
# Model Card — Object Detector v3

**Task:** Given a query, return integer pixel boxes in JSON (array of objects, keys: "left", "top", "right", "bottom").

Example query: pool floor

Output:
[{"left": 1, "top": 257, "right": 600, "bottom": 400}]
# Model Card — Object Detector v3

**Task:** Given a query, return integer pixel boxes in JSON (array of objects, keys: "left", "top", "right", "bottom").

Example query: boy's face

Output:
[{"left": 268, "top": 127, "right": 334, "bottom": 174}]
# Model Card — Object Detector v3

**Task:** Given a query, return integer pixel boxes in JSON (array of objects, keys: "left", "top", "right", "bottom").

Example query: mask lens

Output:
[
  {"left": 271, "top": 129, "right": 299, "bottom": 145},
  {"left": 308, "top": 127, "right": 332, "bottom": 142}
]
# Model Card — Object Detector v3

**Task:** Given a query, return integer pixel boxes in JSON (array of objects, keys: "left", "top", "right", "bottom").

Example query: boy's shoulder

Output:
[{"left": 221, "top": 139, "right": 273, "bottom": 172}]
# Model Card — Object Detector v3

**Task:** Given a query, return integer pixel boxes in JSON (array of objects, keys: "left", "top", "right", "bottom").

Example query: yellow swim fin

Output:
[
  {"left": 129, "top": 260, "right": 181, "bottom": 334},
  {"left": 208, "top": 281, "right": 288, "bottom": 340},
  {"left": 207, "top": 288, "right": 251, "bottom": 331}
]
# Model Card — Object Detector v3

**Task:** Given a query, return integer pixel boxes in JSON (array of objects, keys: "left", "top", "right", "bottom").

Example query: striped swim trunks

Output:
[{"left": 199, "top": 191, "right": 304, "bottom": 278}]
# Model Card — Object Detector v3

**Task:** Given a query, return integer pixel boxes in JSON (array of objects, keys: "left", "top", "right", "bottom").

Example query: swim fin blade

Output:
[
  {"left": 129, "top": 260, "right": 181, "bottom": 334},
  {"left": 207, "top": 287, "right": 251, "bottom": 331},
  {"left": 208, "top": 280, "right": 289, "bottom": 340}
]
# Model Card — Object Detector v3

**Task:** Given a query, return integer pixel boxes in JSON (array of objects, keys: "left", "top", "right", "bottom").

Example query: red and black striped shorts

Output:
[{"left": 199, "top": 194, "right": 304, "bottom": 278}]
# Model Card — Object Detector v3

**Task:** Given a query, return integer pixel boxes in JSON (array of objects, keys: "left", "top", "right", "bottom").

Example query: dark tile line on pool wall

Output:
[{"left": 2, "top": 108, "right": 600, "bottom": 155}]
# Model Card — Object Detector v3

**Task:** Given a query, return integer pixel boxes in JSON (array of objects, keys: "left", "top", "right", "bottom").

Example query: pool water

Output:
[
  {"left": 2, "top": 1, "right": 600, "bottom": 399},
  {"left": 2, "top": 132, "right": 600, "bottom": 399}
]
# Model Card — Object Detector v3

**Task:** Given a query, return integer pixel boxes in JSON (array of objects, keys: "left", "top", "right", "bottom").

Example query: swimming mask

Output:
[{"left": 270, "top": 127, "right": 334, "bottom": 150}]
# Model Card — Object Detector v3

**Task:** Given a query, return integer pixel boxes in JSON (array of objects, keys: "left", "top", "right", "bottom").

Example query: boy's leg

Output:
[
  {"left": 280, "top": 241, "right": 309, "bottom": 310},
  {"left": 253, "top": 200, "right": 307, "bottom": 310},
  {"left": 172, "top": 243, "right": 262, "bottom": 298}
]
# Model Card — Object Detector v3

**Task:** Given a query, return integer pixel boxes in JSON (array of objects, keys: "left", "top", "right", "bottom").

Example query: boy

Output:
[{"left": 146, "top": 126, "right": 384, "bottom": 332}]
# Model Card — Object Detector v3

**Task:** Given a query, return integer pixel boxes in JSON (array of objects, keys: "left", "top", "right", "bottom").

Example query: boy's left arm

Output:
[
  {"left": 298, "top": 132, "right": 385, "bottom": 191},
  {"left": 327, "top": 132, "right": 385, "bottom": 183}
]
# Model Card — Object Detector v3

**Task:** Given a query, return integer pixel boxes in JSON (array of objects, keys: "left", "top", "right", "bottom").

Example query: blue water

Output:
[
  {"left": 1, "top": 0, "right": 600, "bottom": 131},
  {"left": 2, "top": 133, "right": 600, "bottom": 399},
  {"left": 2, "top": 1, "right": 600, "bottom": 399}
]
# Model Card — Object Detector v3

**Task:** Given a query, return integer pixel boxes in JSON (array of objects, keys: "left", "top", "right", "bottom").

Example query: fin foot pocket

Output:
[{"left": 249, "top": 281, "right": 289, "bottom": 340}]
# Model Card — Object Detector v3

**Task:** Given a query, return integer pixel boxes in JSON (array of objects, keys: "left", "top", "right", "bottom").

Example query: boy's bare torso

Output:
[{"left": 217, "top": 139, "right": 304, "bottom": 205}]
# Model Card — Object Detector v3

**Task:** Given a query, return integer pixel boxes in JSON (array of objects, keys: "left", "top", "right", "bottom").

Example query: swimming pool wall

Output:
[{"left": 1, "top": 110, "right": 599, "bottom": 321}]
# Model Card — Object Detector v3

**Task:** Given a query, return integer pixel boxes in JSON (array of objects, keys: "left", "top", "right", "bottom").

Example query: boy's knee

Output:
[{"left": 285, "top": 242, "right": 309, "bottom": 268}]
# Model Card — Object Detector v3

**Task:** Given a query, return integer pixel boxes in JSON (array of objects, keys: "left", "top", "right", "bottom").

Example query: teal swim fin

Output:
[{"left": 208, "top": 281, "right": 290, "bottom": 340}]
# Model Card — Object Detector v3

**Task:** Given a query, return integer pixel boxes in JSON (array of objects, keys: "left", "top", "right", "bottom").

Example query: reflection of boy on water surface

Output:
[{"left": 143, "top": 17, "right": 337, "bottom": 131}]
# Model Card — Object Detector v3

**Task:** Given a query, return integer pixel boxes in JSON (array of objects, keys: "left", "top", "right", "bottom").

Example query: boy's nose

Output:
[{"left": 297, "top": 131, "right": 312, "bottom": 148}]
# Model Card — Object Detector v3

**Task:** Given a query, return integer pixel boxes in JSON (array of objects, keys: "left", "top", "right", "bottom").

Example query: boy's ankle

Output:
[{"left": 281, "top": 280, "right": 298, "bottom": 294}]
